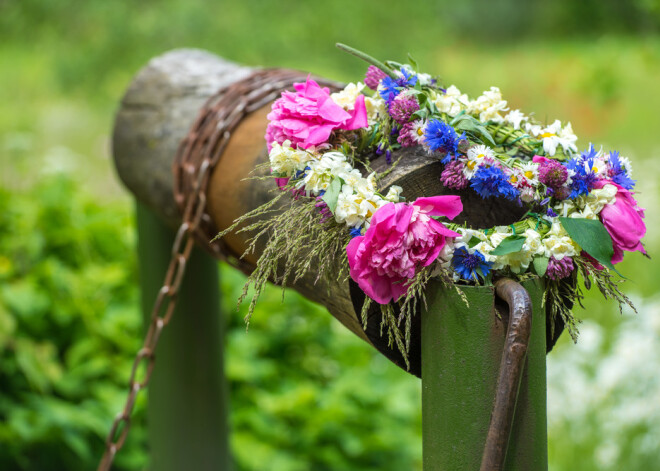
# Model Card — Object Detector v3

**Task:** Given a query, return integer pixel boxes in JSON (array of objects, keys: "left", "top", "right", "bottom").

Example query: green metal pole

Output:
[
  {"left": 421, "top": 278, "right": 547, "bottom": 471},
  {"left": 136, "top": 202, "right": 232, "bottom": 471}
]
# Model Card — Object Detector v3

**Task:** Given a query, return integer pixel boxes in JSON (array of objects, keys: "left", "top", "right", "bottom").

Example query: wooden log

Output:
[{"left": 113, "top": 49, "right": 561, "bottom": 377}]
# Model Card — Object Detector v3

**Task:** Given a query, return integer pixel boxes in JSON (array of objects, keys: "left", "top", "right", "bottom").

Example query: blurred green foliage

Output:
[
  {"left": 0, "top": 177, "right": 422, "bottom": 470},
  {"left": 1, "top": 0, "right": 659, "bottom": 469},
  {"left": 0, "top": 176, "right": 147, "bottom": 470}
]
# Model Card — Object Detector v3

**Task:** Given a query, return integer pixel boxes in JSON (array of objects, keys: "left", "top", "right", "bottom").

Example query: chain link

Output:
[{"left": 98, "top": 68, "right": 341, "bottom": 470}]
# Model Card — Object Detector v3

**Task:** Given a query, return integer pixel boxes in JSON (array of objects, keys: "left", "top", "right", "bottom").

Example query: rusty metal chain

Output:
[{"left": 98, "top": 68, "right": 340, "bottom": 470}]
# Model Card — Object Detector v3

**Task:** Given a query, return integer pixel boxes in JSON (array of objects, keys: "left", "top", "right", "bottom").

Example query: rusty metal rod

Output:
[{"left": 479, "top": 278, "right": 533, "bottom": 471}]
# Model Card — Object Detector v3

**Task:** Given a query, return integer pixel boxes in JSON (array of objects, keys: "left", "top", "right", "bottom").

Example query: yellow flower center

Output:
[
  {"left": 592, "top": 165, "right": 599, "bottom": 173},
  {"left": 417, "top": 128, "right": 424, "bottom": 136},
  {"left": 477, "top": 154, "right": 486, "bottom": 159},
  {"left": 467, "top": 160, "right": 477, "bottom": 170},
  {"left": 524, "top": 170, "right": 534, "bottom": 179},
  {"left": 540, "top": 132, "right": 556, "bottom": 139},
  {"left": 510, "top": 175, "right": 518, "bottom": 183}
]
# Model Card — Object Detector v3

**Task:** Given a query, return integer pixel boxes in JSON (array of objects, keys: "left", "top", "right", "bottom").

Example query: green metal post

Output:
[
  {"left": 136, "top": 202, "right": 232, "bottom": 471},
  {"left": 421, "top": 278, "right": 547, "bottom": 471}
]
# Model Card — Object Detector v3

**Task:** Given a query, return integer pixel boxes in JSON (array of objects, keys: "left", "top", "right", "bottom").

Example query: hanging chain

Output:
[{"left": 98, "top": 68, "right": 341, "bottom": 471}]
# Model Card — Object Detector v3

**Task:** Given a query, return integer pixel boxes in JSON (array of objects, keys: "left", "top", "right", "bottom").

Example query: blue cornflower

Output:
[
  {"left": 379, "top": 68, "right": 419, "bottom": 104},
  {"left": 349, "top": 226, "right": 363, "bottom": 238},
  {"left": 423, "top": 119, "right": 464, "bottom": 161},
  {"left": 452, "top": 247, "right": 493, "bottom": 282},
  {"left": 565, "top": 145, "right": 599, "bottom": 198},
  {"left": 470, "top": 165, "right": 519, "bottom": 200},
  {"left": 607, "top": 151, "right": 635, "bottom": 190}
]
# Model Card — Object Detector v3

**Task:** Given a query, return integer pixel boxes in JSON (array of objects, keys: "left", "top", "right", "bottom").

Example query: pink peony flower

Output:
[
  {"left": 265, "top": 77, "right": 368, "bottom": 151},
  {"left": 346, "top": 195, "right": 462, "bottom": 304},
  {"left": 593, "top": 180, "right": 646, "bottom": 264}
]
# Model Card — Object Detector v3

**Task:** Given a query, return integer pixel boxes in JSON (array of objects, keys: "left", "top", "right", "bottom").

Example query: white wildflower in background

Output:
[{"left": 504, "top": 109, "right": 527, "bottom": 130}]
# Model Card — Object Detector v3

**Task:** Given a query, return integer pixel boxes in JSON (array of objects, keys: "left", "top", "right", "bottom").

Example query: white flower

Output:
[
  {"left": 384, "top": 185, "right": 403, "bottom": 202},
  {"left": 555, "top": 184, "right": 617, "bottom": 219},
  {"left": 519, "top": 162, "right": 539, "bottom": 185},
  {"left": 431, "top": 85, "right": 469, "bottom": 117},
  {"left": 536, "top": 120, "right": 578, "bottom": 156},
  {"left": 364, "top": 96, "right": 388, "bottom": 124},
  {"left": 410, "top": 120, "right": 428, "bottom": 145},
  {"left": 542, "top": 221, "right": 580, "bottom": 260},
  {"left": 302, "top": 152, "right": 351, "bottom": 194},
  {"left": 543, "top": 234, "right": 579, "bottom": 260},
  {"left": 454, "top": 228, "right": 488, "bottom": 248},
  {"left": 617, "top": 155, "right": 633, "bottom": 176},
  {"left": 558, "top": 122, "right": 578, "bottom": 154},
  {"left": 468, "top": 86, "right": 508, "bottom": 123},
  {"left": 335, "top": 186, "right": 367, "bottom": 227},
  {"left": 330, "top": 82, "right": 365, "bottom": 110},
  {"left": 268, "top": 140, "right": 313, "bottom": 176},
  {"left": 463, "top": 145, "right": 494, "bottom": 178},
  {"left": 501, "top": 250, "right": 535, "bottom": 274},
  {"left": 504, "top": 109, "right": 527, "bottom": 130},
  {"left": 588, "top": 154, "right": 610, "bottom": 179},
  {"left": 525, "top": 122, "right": 543, "bottom": 137},
  {"left": 523, "top": 229, "right": 545, "bottom": 256},
  {"left": 538, "top": 120, "right": 564, "bottom": 156}
]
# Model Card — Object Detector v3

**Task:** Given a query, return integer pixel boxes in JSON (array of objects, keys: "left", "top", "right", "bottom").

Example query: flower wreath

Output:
[{"left": 219, "top": 44, "right": 646, "bottom": 362}]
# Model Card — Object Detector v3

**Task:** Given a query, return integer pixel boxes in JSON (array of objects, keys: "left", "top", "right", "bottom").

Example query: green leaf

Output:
[
  {"left": 559, "top": 217, "right": 617, "bottom": 271},
  {"left": 322, "top": 178, "right": 342, "bottom": 213},
  {"left": 490, "top": 235, "right": 526, "bottom": 256},
  {"left": 452, "top": 115, "right": 496, "bottom": 146},
  {"left": 449, "top": 111, "right": 467, "bottom": 125},
  {"left": 411, "top": 109, "right": 428, "bottom": 120},
  {"left": 533, "top": 256, "right": 549, "bottom": 276},
  {"left": 468, "top": 236, "right": 482, "bottom": 248}
]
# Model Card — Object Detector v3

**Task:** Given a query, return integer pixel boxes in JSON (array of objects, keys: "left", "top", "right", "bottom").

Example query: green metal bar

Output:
[
  {"left": 421, "top": 278, "right": 547, "bottom": 471},
  {"left": 136, "top": 202, "right": 232, "bottom": 471}
]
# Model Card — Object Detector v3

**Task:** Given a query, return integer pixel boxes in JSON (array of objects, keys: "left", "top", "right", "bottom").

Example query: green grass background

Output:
[{"left": 1, "top": 1, "right": 659, "bottom": 469}]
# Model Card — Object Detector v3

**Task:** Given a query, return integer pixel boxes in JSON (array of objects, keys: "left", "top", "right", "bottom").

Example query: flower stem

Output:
[{"left": 335, "top": 43, "right": 399, "bottom": 79}]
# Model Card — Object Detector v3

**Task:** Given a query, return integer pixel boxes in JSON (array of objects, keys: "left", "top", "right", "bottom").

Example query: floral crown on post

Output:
[{"left": 219, "top": 44, "right": 646, "bottom": 364}]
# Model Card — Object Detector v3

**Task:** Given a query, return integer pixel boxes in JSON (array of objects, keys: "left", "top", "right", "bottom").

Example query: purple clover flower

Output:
[
  {"left": 397, "top": 123, "right": 418, "bottom": 147},
  {"left": 546, "top": 256, "right": 574, "bottom": 280},
  {"left": 440, "top": 160, "right": 469, "bottom": 189},
  {"left": 389, "top": 94, "right": 420, "bottom": 124},
  {"left": 364, "top": 65, "right": 387, "bottom": 90},
  {"left": 538, "top": 160, "right": 568, "bottom": 189}
]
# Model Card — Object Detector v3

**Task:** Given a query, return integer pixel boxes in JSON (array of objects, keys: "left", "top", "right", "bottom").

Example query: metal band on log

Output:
[{"left": 113, "top": 49, "right": 562, "bottom": 377}]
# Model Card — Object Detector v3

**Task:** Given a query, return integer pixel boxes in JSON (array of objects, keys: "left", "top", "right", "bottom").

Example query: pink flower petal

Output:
[{"left": 412, "top": 195, "right": 463, "bottom": 219}]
